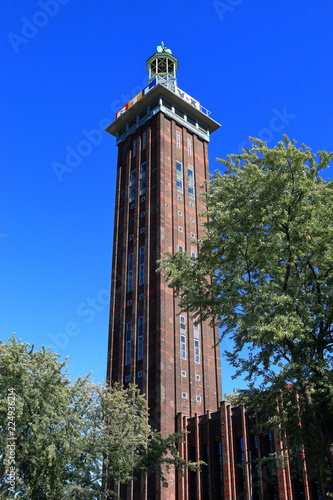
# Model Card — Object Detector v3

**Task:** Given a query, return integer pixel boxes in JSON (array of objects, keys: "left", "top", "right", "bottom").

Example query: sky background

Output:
[{"left": 1, "top": 0, "right": 333, "bottom": 396}]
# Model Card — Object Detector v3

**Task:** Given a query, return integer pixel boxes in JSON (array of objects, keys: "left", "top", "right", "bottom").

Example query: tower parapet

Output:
[{"left": 106, "top": 44, "right": 219, "bottom": 146}]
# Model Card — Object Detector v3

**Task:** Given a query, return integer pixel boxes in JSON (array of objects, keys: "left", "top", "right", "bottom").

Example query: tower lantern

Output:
[{"left": 146, "top": 41, "right": 178, "bottom": 86}]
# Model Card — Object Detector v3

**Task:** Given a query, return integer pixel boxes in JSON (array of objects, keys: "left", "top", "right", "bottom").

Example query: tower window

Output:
[
  {"left": 140, "top": 227, "right": 145, "bottom": 233},
  {"left": 196, "top": 374, "right": 201, "bottom": 381},
  {"left": 181, "top": 370, "right": 187, "bottom": 377},
  {"left": 196, "top": 396, "right": 201, "bottom": 403},
  {"left": 182, "top": 392, "right": 187, "bottom": 399},
  {"left": 176, "top": 161, "right": 183, "bottom": 193},
  {"left": 125, "top": 375, "right": 130, "bottom": 383},
  {"left": 198, "top": 122, "right": 208, "bottom": 134},
  {"left": 133, "top": 140, "right": 136, "bottom": 158},
  {"left": 129, "top": 234, "right": 134, "bottom": 241},
  {"left": 194, "top": 339, "right": 200, "bottom": 364},
  {"left": 140, "top": 162, "right": 146, "bottom": 195},
  {"left": 180, "top": 315, "right": 186, "bottom": 359},
  {"left": 190, "top": 217, "right": 194, "bottom": 223},
  {"left": 139, "top": 246, "right": 145, "bottom": 286},
  {"left": 178, "top": 210, "right": 182, "bottom": 216},
  {"left": 127, "top": 253, "right": 133, "bottom": 292},
  {"left": 179, "top": 227, "right": 183, "bottom": 232},
  {"left": 188, "top": 138, "right": 191, "bottom": 156},
  {"left": 194, "top": 323, "right": 200, "bottom": 363},
  {"left": 137, "top": 371, "right": 143, "bottom": 378},
  {"left": 176, "top": 130, "right": 180, "bottom": 148},
  {"left": 175, "top": 108, "right": 184, "bottom": 119},
  {"left": 125, "top": 322, "right": 131, "bottom": 365},
  {"left": 138, "top": 316, "right": 144, "bottom": 360},
  {"left": 178, "top": 245, "right": 184, "bottom": 253},
  {"left": 139, "top": 109, "right": 147, "bottom": 120},
  {"left": 149, "top": 99, "right": 159, "bottom": 112},
  {"left": 129, "top": 117, "right": 136, "bottom": 129},
  {"left": 187, "top": 115, "right": 196, "bottom": 127},
  {"left": 142, "top": 132, "right": 146, "bottom": 150},
  {"left": 180, "top": 334, "right": 186, "bottom": 359},
  {"left": 188, "top": 168, "right": 195, "bottom": 200},
  {"left": 162, "top": 99, "right": 172, "bottom": 110},
  {"left": 129, "top": 170, "right": 136, "bottom": 202},
  {"left": 118, "top": 126, "right": 126, "bottom": 137},
  {"left": 141, "top": 211, "right": 145, "bottom": 218}
]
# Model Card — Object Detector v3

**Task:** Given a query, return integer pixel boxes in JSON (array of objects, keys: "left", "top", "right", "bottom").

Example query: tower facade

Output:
[{"left": 106, "top": 44, "right": 222, "bottom": 499}]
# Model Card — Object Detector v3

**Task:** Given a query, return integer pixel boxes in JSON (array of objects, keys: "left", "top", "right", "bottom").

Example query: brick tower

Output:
[{"left": 106, "top": 43, "right": 221, "bottom": 499}]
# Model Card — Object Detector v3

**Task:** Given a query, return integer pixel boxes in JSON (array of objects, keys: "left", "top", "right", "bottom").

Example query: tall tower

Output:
[{"left": 106, "top": 44, "right": 221, "bottom": 499}]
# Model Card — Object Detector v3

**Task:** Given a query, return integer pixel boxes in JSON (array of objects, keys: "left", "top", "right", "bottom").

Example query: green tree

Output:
[
  {"left": 0, "top": 335, "right": 195, "bottom": 499},
  {"left": 160, "top": 136, "right": 333, "bottom": 490}
]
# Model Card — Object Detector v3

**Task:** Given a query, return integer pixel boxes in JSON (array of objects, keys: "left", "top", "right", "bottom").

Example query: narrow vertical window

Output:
[
  {"left": 142, "top": 132, "right": 146, "bottom": 150},
  {"left": 194, "top": 322, "right": 200, "bottom": 363},
  {"left": 180, "top": 334, "right": 186, "bottom": 359},
  {"left": 188, "top": 167, "right": 195, "bottom": 200},
  {"left": 188, "top": 137, "right": 191, "bottom": 155},
  {"left": 194, "top": 339, "right": 200, "bottom": 363},
  {"left": 128, "top": 253, "right": 133, "bottom": 292},
  {"left": 129, "top": 170, "right": 136, "bottom": 202},
  {"left": 139, "top": 246, "right": 145, "bottom": 286},
  {"left": 176, "top": 161, "right": 183, "bottom": 193},
  {"left": 133, "top": 140, "right": 136, "bottom": 158},
  {"left": 140, "top": 161, "right": 146, "bottom": 195},
  {"left": 125, "top": 322, "right": 131, "bottom": 365},
  {"left": 180, "top": 315, "right": 186, "bottom": 359},
  {"left": 138, "top": 316, "right": 144, "bottom": 360},
  {"left": 176, "top": 130, "right": 180, "bottom": 148}
]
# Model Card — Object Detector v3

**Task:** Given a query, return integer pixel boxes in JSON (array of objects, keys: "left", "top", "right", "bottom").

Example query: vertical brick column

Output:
[
  {"left": 194, "top": 413, "right": 201, "bottom": 499},
  {"left": 241, "top": 405, "right": 251, "bottom": 498},
  {"left": 176, "top": 412, "right": 186, "bottom": 500},
  {"left": 220, "top": 402, "right": 233, "bottom": 499}
]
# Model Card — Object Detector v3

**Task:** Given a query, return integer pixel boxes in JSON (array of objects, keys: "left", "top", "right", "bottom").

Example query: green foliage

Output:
[
  {"left": 223, "top": 388, "right": 250, "bottom": 406},
  {"left": 160, "top": 136, "right": 333, "bottom": 489},
  {"left": 0, "top": 335, "right": 197, "bottom": 498}
]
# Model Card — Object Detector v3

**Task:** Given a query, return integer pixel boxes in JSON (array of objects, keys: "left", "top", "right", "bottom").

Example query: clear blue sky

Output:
[{"left": 1, "top": 0, "right": 333, "bottom": 396}]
